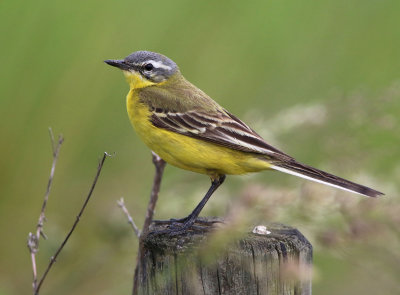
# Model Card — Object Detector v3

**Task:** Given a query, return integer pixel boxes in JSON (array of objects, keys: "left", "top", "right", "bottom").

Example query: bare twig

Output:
[
  {"left": 34, "top": 152, "right": 111, "bottom": 295},
  {"left": 117, "top": 198, "right": 141, "bottom": 238},
  {"left": 27, "top": 128, "right": 63, "bottom": 294},
  {"left": 132, "top": 151, "right": 166, "bottom": 295},
  {"left": 141, "top": 152, "right": 166, "bottom": 235},
  {"left": 48, "top": 127, "right": 56, "bottom": 155}
]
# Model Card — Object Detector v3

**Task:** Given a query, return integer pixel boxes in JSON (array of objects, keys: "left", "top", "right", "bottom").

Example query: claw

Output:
[
  {"left": 149, "top": 218, "right": 222, "bottom": 236},
  {"left": 153, "top": 217, "right": 187, "bottom": 225}
]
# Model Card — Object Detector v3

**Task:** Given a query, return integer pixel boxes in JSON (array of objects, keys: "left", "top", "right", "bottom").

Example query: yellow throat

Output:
[{"left": 123, "top": 70, "right": 157, "bottom": 89}]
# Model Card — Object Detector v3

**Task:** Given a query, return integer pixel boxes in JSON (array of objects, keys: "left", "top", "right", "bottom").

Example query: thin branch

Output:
[
  {"left": 48, "top": 127, "right": 56, "bottom": 156},
  {"left": 141, "top": 152, "right": 166, "bottom": 236},
  {"left": 27, "top": 128, "right": 63, "bottom": 294},
  {"left": 132, "top": 151, "right": 166, "bottom": 295},
  {"left": 117, "top": 198, "right": 141, "bottom": 238},
  {"left": 34, "top": 152, "right": 111, "bottom": 295}
]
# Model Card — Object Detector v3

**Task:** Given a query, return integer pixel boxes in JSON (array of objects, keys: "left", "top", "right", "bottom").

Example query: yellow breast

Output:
[{"left": 126, "top": 89, "right": 271, "bottom": 176}]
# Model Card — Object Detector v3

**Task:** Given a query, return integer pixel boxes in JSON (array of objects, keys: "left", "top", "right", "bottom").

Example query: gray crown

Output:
[{"left": 124, "top": 51, "right": 178, "bottom": 82}]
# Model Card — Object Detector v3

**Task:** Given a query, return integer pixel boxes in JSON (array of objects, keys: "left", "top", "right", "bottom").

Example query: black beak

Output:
[{"left": 104, "top": 59, "right": 130, "bottom": 70}]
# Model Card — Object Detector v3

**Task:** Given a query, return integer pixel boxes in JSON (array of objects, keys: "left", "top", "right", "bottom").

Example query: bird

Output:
[{"left": 105, "top": 50, "right": 383, "bottom": 234}]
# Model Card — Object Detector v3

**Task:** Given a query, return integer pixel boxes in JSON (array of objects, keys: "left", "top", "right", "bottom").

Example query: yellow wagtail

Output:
[{"left": 105, "top": 51, "right": 383, "bottom": 233}]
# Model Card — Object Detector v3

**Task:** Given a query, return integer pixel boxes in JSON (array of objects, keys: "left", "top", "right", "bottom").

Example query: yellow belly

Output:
[{"left": 126, "top": 90, "right": 271, "bottom": 176}]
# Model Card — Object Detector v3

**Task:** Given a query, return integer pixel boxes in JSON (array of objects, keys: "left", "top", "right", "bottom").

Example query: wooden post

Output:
[{"left": 137, "top": 219, "right": 312, "bottom": 295}]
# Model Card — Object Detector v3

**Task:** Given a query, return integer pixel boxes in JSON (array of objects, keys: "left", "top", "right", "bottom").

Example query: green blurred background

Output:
[{"left": 1, "top": 0, "right": 399, "bottom": 294}]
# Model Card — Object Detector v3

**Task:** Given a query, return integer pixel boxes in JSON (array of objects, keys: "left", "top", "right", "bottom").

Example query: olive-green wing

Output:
[
  {"left": 150, "top": 107, "right": 293, "bottom": 159},
  {"left": 150, "top": 108, "right": 383, "bottom": 197},
  {"left": 138, "top": 81, "right": 292, "bottom": 157},
  {"left": 143, "top": 85, "right": 383, "bottom": 198}
]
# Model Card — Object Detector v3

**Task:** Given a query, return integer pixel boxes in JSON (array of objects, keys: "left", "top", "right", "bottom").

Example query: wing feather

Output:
[{"left": 150, "top": 109, "right": 293, "bottom": 159}]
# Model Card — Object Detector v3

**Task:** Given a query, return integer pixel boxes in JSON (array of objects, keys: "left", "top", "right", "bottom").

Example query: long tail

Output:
[{"left": 270, "top": 161, "right": 384, "bottom": 197}]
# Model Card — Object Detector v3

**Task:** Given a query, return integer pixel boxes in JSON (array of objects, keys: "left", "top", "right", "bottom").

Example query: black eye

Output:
[{"left": 144, "top": 63, "right": 154, "bottom": 71}]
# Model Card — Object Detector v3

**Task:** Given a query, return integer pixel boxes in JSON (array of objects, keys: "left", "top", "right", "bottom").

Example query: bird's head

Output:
[{"left": 105, "top": 51, "right": 179, "bottom": 89}]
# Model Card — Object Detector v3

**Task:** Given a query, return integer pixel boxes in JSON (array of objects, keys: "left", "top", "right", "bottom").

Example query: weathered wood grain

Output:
[{"left": 137, "top": 219, "right": 312, "bottom": 295}]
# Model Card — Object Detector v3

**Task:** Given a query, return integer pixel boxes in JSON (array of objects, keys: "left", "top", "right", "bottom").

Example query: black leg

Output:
[
  {"left": 153, "top": 175, "right": 226, "bottom": 236},
  {"left": 181, "top": 175, "right": 226, "bottom": 228}
]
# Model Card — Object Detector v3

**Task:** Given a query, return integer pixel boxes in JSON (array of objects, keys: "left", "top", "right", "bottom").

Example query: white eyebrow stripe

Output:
[{"left": 146, "top": 60, "right": 172, "bottom": 70}]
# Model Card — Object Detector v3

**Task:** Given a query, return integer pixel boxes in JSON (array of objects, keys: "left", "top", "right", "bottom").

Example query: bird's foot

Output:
[
  {"left": 153, "top": 217, "right": 224, "bottom": 226},
  {"left": 153, "top": 217, "right": 188, "bottom": 225},
  {"left": 150, "top": 217, "right": 223, "bottom": 236}
]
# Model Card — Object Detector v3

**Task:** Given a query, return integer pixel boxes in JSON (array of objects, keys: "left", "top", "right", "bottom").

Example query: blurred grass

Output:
[{"left": 0, "top": 0, "right": 399, "bottom": 294}]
